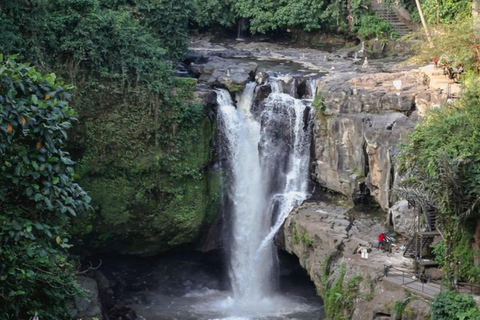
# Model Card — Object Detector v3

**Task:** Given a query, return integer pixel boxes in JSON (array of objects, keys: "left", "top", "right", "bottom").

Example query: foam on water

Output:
[{"left": 214, "top": 77, "right": 317, "bottom": 318}]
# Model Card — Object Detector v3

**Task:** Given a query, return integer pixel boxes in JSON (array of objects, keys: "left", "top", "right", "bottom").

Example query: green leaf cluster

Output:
[
  {"left": 357, "top": 14, "right": 397, "bottom": 39},
  {"left": 0, "top": 56, "right": 90, "bottom": 319},
  {"left": 431, "top": 291, "right": 480, "bottom": 320},
  {"left": 396, "top": 76, "right": 480, "bottom": 283},
  {"left": 319, "top": 256, "right": 363, "bottom": 320},
  {"left": 433, "top": 235, "right": 480, "bottom": 284},
  {"left": 0, "top": 0, "right": 192, "bottom": 88},
  {"left": 191, "top": 0, "right": 373, "bottom": 35},
  {"left": 421, "top": 0, "right": 472, "bottom": 24}
]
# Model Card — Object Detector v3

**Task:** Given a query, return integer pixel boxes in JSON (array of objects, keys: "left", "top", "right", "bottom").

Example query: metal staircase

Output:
[{"left": 403, "top": 206, "right": 440, "bottom": 262}]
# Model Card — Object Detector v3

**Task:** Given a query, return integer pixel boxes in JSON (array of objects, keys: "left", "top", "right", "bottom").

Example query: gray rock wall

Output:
[
  {"left": 282, "top": 201, "right": 430, "bottom": 320},
  {"left": 314, "top": 71, "right": 444, "bottom": 210}
]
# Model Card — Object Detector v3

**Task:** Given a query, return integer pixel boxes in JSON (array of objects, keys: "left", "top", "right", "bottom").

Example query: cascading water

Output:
[{"left": 215, "top": 75, "right": 317, "bottom": 318}]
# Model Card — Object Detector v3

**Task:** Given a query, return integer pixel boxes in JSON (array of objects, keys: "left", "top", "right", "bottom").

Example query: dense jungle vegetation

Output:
[{"left": 0, "top": 0, "right": 478, "bottom": 319}]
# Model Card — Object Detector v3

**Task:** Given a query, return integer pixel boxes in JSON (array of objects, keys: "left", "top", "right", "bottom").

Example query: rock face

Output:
[
  {"left": 72, "top": 276, "right": 103, "bottom": 320},
  {"left": 314, "top": 71, "right": 444, "bottom": 210},
  {"left": 389, "top": 200, "right": 416, "bottom": 238},
  {"left": 282, "top": 200, "right": 429, "bottom": 320},
  {"left": 75, "top": 80, "right": 221, "bottom": 256}
]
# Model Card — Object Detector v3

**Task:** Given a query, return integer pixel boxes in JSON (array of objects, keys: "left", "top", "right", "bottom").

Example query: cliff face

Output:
[
  {"left": 73, "top": 80, "right": 221, "bottom": 255},
  {"left": 280, "top": 69, "right": 445, "bottom": 319},
  {"left": 282, "top": 200, "right": 430, "bottom": 320},
  {"left": 313, "top": 71, "right": 443, "bottom": 211}
]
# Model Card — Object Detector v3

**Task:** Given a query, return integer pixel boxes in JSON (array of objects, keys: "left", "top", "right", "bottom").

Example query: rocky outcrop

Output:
[
  {"left": 389, "top": 200, "right": 416, "bottom": 238},
  {"left": 282, "top": 200, "right": 430, "bottom": 320},
  {"left": 72, "top": 276, "right": 103, "bottom": 320},
  {"left": 190, "top": 56, "right": 257, "bottom": 90},
  {"left": 314, "top": 71, "right": 444, "bottom": 210}
]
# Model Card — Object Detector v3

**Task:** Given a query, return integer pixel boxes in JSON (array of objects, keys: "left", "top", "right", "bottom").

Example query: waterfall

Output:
[{"left": 216, "top": 76, "right": 315, "bottom": 316}]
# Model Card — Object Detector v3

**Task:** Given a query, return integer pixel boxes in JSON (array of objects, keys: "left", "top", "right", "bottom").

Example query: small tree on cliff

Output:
[
  {"left": 395, "top": 77, "right": 480, "bottom": 286},
  {"left": 0, "top": 55, "right": 90, "bottom": 319}
]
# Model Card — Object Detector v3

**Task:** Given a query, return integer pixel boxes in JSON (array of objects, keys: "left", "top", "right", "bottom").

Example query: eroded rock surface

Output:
[
  {"left": 72, "top": 276, "right": 103, "bottom": 320},
  {"left": 282, "top": 200, "right": 429, "bottom": 320},
  {"left": 389, "top": 200, "right": 416, "bottom": 238},
  {"left": 314, "top": 71, "right": 444, "bottom": 210}
]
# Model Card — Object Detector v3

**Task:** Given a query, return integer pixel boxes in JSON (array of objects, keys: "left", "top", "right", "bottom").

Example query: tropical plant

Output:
[
  {"left": 192, "top": 0, "right": 376, "bottom": 35},
  {"left": 0, "top": 55, "right": 90, "bottom": 319},
  {"left": 357, "top": 14, "right": 397, "bottom": 39},
  {"left": 395, "top": 76, "right": 480, "bottom": 285},
  {"left": 431, "top": 291, "right": 480, "bottom": 320}
]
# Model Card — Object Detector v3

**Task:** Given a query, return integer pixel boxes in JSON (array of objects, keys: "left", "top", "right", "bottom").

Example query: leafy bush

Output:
[
  {"left": 0, "top": 56, "right": 90, "bottom": 319},
  {"left": 411, "top": 18, "right": 476, "bottom": 73},
  {"left": 319, "top": 258, "right": 363, "bottom": 320},
  {"left": 0, "top": 0, "right": 192, "bottom": 85},
  {"left": 0, "top": 0, "right": 219, "bottom": 255},
  {"left": 431, "top": 291, "right": 480, "bottom": 320},
  {"left": 357, "top": 15, "right": 396, "bottom": 39},
  {"left": 421, "top": 0, "right": 471, "bottom": 24},
  {"left": 192, "top": 0, "right": 371, "bottom": 35},
  {"left": 300, "top": 230, "right": 314, "bottom": 247},
  {"left": 396, "top": 76, "right": 480, "bottom": 283}
]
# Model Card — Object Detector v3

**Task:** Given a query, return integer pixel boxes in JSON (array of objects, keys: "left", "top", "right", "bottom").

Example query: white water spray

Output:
[{"left": 216, "top": 77, "right": 315, "bottom": 317}]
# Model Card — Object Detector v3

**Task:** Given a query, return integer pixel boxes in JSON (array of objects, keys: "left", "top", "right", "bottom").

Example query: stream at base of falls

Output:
[{"left": 96, "top": 251, "right": 324, "bottom": 320}]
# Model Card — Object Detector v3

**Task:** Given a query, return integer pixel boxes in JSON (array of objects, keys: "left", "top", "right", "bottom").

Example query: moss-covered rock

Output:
[{"left": 71, "top": 78, "right": 220, "bottom": 255}]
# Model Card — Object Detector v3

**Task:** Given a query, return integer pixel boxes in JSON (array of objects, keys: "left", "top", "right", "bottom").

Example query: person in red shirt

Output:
[{"left": 378, "top": 233, "right": 385, "bottom": 250}]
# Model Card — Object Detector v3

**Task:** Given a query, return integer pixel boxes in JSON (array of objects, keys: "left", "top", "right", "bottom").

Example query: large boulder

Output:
[
  {"left": 74, "top": 82, "right": 221, "bottom": 255},
  {"left": 72, "top": 276, "right": 103, "bottom": 320},
  {"left": 389, "top": 200, "right": 415, "bottom": 237}
]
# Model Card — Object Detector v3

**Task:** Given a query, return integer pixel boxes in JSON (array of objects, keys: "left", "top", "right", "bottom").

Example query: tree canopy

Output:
[{"left": 191, "top": 0, "right": 372, "bottom": 35}]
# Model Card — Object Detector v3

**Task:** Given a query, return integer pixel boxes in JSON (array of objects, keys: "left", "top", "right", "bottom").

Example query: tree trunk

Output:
[
  {"left": 415, "top": 0, "right": 433, "bottom": 45},
  {"left": 474, "top": 0, "right": 480, "bottom": 38}
]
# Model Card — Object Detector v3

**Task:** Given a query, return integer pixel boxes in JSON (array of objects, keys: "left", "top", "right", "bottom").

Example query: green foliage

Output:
[
  {"left": 0, "top": 56, "right": 90, "bottom": 319},
  {"left": 396, "top": 77, "right": 480, "bottom": 283},
  {"left": 433, "top": 236, "right": 480, "bottom": 284},
  {"left": 234, "top": 0, "right": 328, "bottom": 34},
  {"left": 300, "top": 230, "right": 314, "bottom": 247},
  {"left": 357, "top": 14, "right": 397, "bottom": 39},
  {"left": 0, "top": 0, "right": 192, "bottom": 86},
  {"left": 431, "top": 291, "right": 480, "bottom": 320},
  {"left": 191, "top": 0, "right": 236, "bottom": 28},
  {"left": 393, "top": 300, "right": 407, "bottom": 318},
  {"left": 312, "top": 92, "right": 326, "bottom": 111},
  {"left": 319, "top": 258, "right": 363, "bottom": 320},
  {"left": 292, "top": 227, "right": 300, "bottom": 245},
  {"left": 412, "top": 18, "right": 476, "bottom": 73},
  {"left": 421, "top": 0, "right": 471, "bottom": 24},
  {"left": 0, "top": 0, "right": 220, "bottom": 255},
  {"left": 192, "top": 0, "right": 373, "bottom": 35}
]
